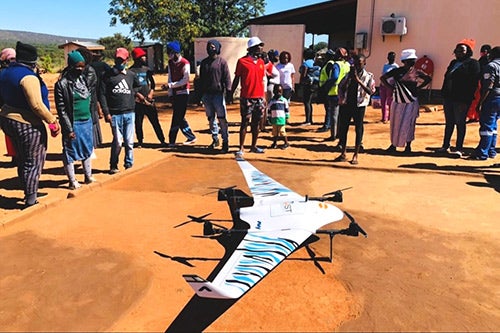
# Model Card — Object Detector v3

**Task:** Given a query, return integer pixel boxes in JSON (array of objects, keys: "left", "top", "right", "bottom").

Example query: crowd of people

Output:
[{"left": 0, "top": 36, "right": 499, "bottom": 208}]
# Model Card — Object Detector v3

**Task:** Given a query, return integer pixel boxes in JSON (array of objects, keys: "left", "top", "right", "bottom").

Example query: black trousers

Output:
[
  {"left": 337, "top": 104, "right": 366, "bottom": 148},
  {"left": 135, "top": 103, "right": 165, "bottom": 143}
]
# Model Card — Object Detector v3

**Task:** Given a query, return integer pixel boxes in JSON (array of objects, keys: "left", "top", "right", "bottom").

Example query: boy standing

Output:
[{"left": 267, "top": 84, "right": 290, "bottom": 149}]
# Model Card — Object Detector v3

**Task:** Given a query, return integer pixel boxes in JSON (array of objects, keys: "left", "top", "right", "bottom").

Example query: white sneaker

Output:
[
  {"left": 183, "top": 138, "right": 197, "bottom": 145},
  {"left": 69, "top": 181, "right": 81, "bottom": 190},
  {"left": 436, "top": 147, "right": 449, "bottom": 153},
  {"left": 451, "top": 150, "right": 463, "bottom": 158}
]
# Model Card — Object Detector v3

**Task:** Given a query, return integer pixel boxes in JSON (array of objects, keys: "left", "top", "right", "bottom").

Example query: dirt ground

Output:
[{"left": 0, "top": 73, "right": 499, "bottom": 332}]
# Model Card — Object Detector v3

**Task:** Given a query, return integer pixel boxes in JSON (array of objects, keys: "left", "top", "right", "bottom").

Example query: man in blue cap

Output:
[
  {"left": 164, "top": 40, "right": 197, "bottom": 146},
  {"left": 199, "top": 39, "right": 232, "bottom": 153}
]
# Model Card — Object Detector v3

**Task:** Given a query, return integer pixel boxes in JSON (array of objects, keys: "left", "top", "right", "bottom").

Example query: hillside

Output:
[{"left": 0, "top": 29, "right": 96, "bottom": 46}]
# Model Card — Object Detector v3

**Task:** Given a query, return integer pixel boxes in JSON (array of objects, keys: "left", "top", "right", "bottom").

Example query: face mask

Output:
[{"left": 115, "top": 63, "right": 126, "bottom": 71}]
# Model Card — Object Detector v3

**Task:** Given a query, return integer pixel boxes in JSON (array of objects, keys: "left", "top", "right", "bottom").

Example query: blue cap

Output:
[{"left": 167, "top": 41, "right": 181, "bottom": 54}]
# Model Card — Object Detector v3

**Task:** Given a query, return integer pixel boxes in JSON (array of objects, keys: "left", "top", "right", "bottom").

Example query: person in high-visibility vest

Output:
[{"left": 317, "top": 47, "right": 351, "bottom": 147}]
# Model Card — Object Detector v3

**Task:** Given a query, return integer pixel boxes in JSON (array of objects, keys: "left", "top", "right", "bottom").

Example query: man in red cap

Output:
[
  {"left": 98, "top": 47, "right": 141, "bottom": 174},
  {"left": 129, "top": 47, "right": 166, "bottom": 148}
]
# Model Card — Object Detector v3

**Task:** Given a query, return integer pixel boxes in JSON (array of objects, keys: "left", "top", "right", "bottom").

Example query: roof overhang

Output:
[{"left": 247, "top": 0, "right": 357, "bottom": 35}]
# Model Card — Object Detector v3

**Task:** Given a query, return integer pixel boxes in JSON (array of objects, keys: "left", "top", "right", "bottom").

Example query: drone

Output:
[{"left": 177, "top": 157, "right": 366, "bottom": 300}]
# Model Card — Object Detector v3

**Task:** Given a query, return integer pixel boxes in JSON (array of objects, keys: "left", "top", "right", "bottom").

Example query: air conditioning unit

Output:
[{"left": 381, "top": 17, "right": 407, "bottom": 35}]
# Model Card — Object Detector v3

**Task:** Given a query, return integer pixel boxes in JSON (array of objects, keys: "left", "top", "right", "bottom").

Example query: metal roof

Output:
[
  {"left": 58, "top": 41, "right": 105, "bottom": 50},
  {"left": 247, "top": 0, "right": 357, "bottom": 35}
]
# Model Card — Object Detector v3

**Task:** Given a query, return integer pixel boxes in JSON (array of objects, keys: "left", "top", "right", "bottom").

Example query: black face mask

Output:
[{"left": 70, "top": 68, "right": 83, "bottom": 77}]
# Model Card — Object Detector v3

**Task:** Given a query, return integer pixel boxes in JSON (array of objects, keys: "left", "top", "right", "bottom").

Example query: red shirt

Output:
[{"left": 235, "top": 55, "right": 265, "bottom": 98}]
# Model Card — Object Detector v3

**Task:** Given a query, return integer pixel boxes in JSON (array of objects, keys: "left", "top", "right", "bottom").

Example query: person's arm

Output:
[
  {"left": 416, "top": 70, "right": 432, "bottom": 89},
  {"left": 20, "top": 75, "right": 57, "bottom": 124},
  {"left": 98, "top": 73, "right": 111, "bottom": 122},
  {"left": 147, "top": 69, "right": 155, "bottom": 101},
  {"left": 380, "top": 67, "right": 397, "bottom": 88}
]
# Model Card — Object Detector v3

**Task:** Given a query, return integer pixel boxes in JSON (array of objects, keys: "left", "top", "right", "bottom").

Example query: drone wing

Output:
[
  {"left": 235, "top": 157, "right": 303, "bottom": 203},
  {"left": 183, "top": 227, "right": 311, "bottom": 299}
]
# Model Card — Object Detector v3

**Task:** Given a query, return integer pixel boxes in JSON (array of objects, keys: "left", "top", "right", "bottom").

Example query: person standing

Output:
[
  {"left": 381, "top": 48, "right": 432, "bottom": 154},
  {"left": 319, "top": 48, "right": 351, "bottom": 144},
  {"left": 334, "top": 54, "right": 376, "bottom": 165},
  {"left": 299, "top": 48, "right": 320, "bottom": 125},
  {"left": 467, "top": 44, "right": 491, "bottom": 123},
  {"left": 275, "top": 50, "right": 296, "bottom": 102},
  {"left": 199, "top": 39, "right": 232, "bottom": 153},
  {"left": 0, "top": 47, "right": 18, "bottom": 166},
  {"left": 379, "top": 51, "right": 398, "bottom": 123},
  {"left": 471, "top": 46, "right": 500, "bottom": 160},
  {"left": 129, "top": 47, "right": 166, "bottom": 148},
  {"left": 267, "top": 84, "right": 290, "bottom": 149},
  {"left": 98, "top": 47, "right": 140, "bottom": 174},
  {"left": 438, "top": 39, "right": 480, "bottom": 158},
  {"left": 0, "top": 41, "right": 61, "bottom": 208},
  {"left": 165, "top": 41, "right": 197, "bottom": 146},
  {"left": 55, "top": 50, "right": 96, "bottom": 189},
  {"left": 230, "top": 36, "right": 267, "bottom": 156}
]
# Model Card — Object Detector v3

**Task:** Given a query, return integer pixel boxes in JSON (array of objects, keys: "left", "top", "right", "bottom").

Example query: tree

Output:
[
  {"left": 108, "top": 0, "right": 265, "bottom": 59},
  {"left": 97, "top": 34, "right": 134, "bottom": 60}
]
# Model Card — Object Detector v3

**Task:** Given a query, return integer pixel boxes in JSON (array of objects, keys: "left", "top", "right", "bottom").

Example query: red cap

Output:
[
  {"left": 115, "top": 47, "right": 129, "bottom": 60},
  {"left": 132, "top": 47, "right": 147, "bottom": 59}
]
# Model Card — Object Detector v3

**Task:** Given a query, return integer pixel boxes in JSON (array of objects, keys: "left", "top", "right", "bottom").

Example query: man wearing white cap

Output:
[
  {"left": 380, "top": 48, "right": 431, "bottom": 154},
  {"left": 230, "top": 36, "right": 266, "bottom": 155}
]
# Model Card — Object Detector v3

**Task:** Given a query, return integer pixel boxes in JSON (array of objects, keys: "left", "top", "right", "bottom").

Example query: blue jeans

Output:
[
  {"left": 325, "top": 95, "right": 340, "bottom": 138},
  {"left": 202, "top": 92, "right": 229, "bottom": 142},
  {"left": 476, "top": 97, "right": 499, "bottom": 159},
  {"left": 110, "top": 112, "right": 135, "bottom": 169}
]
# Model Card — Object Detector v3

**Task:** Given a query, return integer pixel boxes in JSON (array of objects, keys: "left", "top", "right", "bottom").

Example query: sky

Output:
[{"left": 0, "top": 0, "right": 328, "bottom": 44}]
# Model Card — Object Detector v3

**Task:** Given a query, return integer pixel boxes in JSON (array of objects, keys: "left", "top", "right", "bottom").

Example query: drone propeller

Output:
[
  {"left": 204, "top": 185, "right": 238, "bottom": 196},
  {"left": 174, "top": 213, "right": 229, "bottom": 230},
  {"left": 306, "top": 187, "right": 352, "bottom": 203}
]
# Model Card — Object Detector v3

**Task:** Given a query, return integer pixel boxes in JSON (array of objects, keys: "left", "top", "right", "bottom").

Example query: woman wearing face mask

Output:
[
  {"left": 0, "top": 41, "right": 61, "bottom": 208},
  {"left": 55, "top": 50, "right": 97, "bottom": 189}
]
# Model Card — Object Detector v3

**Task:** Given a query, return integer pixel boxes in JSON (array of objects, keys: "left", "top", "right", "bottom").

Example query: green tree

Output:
[
  {"left": 108, "top": 0, "right": 265, "bottom": 59},
  {"left": 97, "top": 33, "right": 134, "bottom": 61}
]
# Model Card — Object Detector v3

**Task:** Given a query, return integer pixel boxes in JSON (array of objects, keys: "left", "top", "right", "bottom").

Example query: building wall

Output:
[
  {"left": 356, "top": 0, "right": 500, "bottom": 93},
  {"left": 249, "top": 24, "right": 305, "bottom": 78}
]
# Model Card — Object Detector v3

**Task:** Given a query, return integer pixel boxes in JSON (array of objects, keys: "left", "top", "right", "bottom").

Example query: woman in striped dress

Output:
[{"left": 380, "top": 49, "right": 431, "bottom": 154}]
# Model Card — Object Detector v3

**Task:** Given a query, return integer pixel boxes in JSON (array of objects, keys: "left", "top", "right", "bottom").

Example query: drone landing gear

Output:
[{"left": 316, "top": 211, "right": 367, "bottom": 262}]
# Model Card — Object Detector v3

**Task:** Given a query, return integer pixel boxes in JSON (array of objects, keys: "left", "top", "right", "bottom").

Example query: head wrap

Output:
[
  {"left": 207, "top": 39, "right": 221, "bottom": 55},
  {"left": 67, "top": 50, "right": 85, "bottom": 66},
  {"left": 167, "top": 41, "right": 181, "bottom": 54},
  {"left": 458, "top": 38, "right": 475, "bottom": 52},
  {"left": 0, "top": 48, "right": 16, "bottom": 62},
  {"left": 16, "top": 41, "right": 37, "bottom": 64},
  {"left": 132, "top": 47, "right": 147, "bottom": 59}
]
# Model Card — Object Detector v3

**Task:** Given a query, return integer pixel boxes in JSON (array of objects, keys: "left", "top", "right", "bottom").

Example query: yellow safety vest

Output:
[{"left": 319, "top": 60, "right": 351, "bottom": 96}]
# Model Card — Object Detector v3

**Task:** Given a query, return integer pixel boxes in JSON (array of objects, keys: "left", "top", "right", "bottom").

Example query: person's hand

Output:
[
  {"left": 105, "top": 114, "right": 112, "bottom": 123},
  {"left": 49, "top": 121, "right": 61, "bottom": 137},
  {"left": 68, "top": 132, "right": 76, "bottom": 140}
]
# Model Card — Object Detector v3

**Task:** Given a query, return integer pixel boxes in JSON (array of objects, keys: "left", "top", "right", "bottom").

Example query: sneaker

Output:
[
  {"left": 208, "top": 139, "right": 220, "bottom": 149},
  {"left": 451, "top": 150, "right": 463, "bottom": 158},
  {"left": 109, "top": 168, "right": 120, "bottom": 175},
  {"left": 69, "top": 181, "right": 81, "bottom": 190},
  {"left": 124, "top": 164, "right": 133, "bottom": 170},
  {"left": 234, "top": 150, "right": 244, "bottom": 157},
  {"left": 160, "top": 141, "right": 168, "bottom": 148},
  {"left": 250, "top": 146, "right": 265, "bottom": 154},
  {"left": 136, "top": 141, "right": 143, "bottom": 148},
  {"left": 317, "top": 127, "right": 330, "bottom": 133},
  {"left": 167, "top": 143, "right": 176, "bottom": 148},
  {"left": 281, "top": 143, "right": 290, "bottom": 150},
  {"left": 386, "top": 145, "right": 396, "bottom": 152},
  {"left": 84, "top": 176, "right": 96, "bottom": 184},
  {"left": 270, "top": 142, "right": 278, "bottom": 149},
  {"left": 436, "top": 147, "right": 449, "bottom": 153},
  {"left": 183, "top": 138, "right": 197, "bottom": 145}
]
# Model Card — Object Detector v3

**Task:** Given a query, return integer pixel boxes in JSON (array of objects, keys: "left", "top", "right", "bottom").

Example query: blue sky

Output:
[{"left": 0, "top": 0, "right": 328, "bottom": 40}]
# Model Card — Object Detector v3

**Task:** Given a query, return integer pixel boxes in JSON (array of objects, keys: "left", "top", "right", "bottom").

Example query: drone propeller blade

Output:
[
  {"left": 323, "top": 187, "right": 353, "bottom": 196},
  {"left": 187, "top": 213, "right": 212, "bottom": 221},
  {"left": 204, "top": 185, "right": 237, "bottom": 196},
  {"left": 305, "top": 245, "right": 326, "bottom": 274}
]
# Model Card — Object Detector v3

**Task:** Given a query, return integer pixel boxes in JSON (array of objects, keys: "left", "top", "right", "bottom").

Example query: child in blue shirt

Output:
[{"left": 267, "top": 84, "right": 290, "bottom": 149}]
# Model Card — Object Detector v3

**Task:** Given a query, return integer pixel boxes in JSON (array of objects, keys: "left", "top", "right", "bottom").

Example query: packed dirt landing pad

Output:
[{"left": 0, "top": 156, "right": 499, "bottom": 332}]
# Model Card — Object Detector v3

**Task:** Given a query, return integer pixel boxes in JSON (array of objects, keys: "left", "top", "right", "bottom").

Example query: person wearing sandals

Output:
[
  {"left": 334, "top": 54, "right": 375, "bottom": 165},
  {"left": 380, "top": 49, "right": 431, "bottom": 154},
  {"left": 267, "top": 84, "right": 290, "bottom": 149},
  {"left": 230, "top": 36, "right": 267, "bottom": 155},
  {"left": 55, "top": 50, "right": 97, "bottom": 189}
]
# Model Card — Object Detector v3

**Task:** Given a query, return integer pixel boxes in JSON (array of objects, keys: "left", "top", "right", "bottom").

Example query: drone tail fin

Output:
[{"left": 183, "top": 274, "right": 239, "bottom": 299}]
